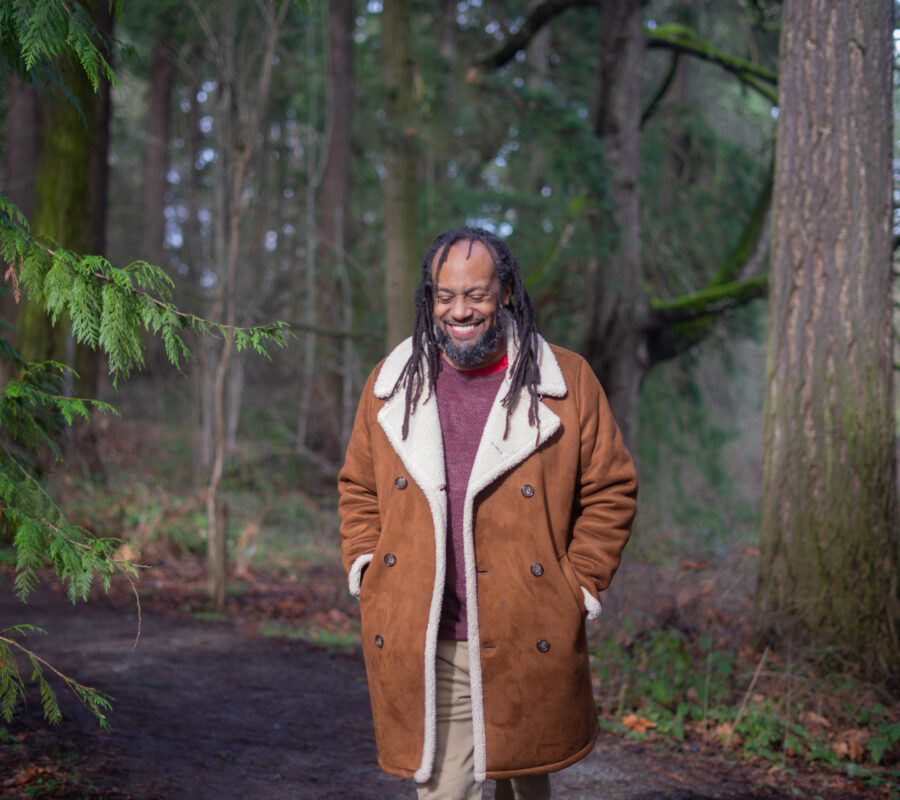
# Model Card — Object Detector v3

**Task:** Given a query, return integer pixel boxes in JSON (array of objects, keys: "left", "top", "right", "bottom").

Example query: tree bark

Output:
[
  {"left": 756, "top": 0, "right": 900, "bottom": 676},
  {"left": 319, "top": 0, "right": 354, "bottom": 259},
  {"left": 382, "top": 0, "right": 420, "bottom": 350},
  {"left": 582, "top": 0, "right": 647, "bottom": 449},
  {"left": 142, "top": 28, "right": 175, "bottom": 262},
  {"left": 296, "top": 13, "right": 325, "bottom": 451},
  {"left": 1, "top": 75, "right": 37, "bottom": 379}
]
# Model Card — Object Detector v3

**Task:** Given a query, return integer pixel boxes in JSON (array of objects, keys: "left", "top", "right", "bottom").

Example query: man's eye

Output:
[
  {"left": 437, "top": 295, "right": 454, "bottom": 303},
  {"left": 467, "top": 294, "right": 489, "bottom": 303}
]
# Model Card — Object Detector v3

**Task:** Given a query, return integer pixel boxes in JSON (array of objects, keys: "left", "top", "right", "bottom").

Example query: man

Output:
[{"left": 338, "top": 226, "right": 637, "bottom": 799}]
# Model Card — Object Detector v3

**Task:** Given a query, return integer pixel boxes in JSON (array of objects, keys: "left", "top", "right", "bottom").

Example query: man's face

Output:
[{"left": 431, "top": 240, "right": 511, "bottom": 370}]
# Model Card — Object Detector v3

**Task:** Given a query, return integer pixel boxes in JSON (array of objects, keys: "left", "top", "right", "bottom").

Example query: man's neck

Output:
[{"left": 441, "top": 351, "right": 508, "bottom": 376}]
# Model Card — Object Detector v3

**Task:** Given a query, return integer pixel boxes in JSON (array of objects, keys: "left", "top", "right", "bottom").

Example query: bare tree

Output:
[{"left": 189, "top": 0, "right": 290, "bottom": 608}]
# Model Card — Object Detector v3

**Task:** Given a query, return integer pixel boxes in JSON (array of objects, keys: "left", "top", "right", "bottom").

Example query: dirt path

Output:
[{"left": 0, "top": 587, "right": 881, "bottom": 799}]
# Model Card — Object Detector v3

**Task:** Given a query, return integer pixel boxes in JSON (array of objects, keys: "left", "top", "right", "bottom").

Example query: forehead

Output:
[{"left": 431, "top": 240, "right": 497, "bottom": 287}]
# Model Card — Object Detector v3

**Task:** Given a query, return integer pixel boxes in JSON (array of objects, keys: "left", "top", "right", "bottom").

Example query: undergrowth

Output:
[
  {"left": 19, "top": 412, "right": 900, "bottom": 797},
  {"left": 591, "top": 625, "right": 900, "bottom": 794}
]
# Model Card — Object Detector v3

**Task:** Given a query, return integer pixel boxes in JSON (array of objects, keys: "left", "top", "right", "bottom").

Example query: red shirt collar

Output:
[{"left": 442, "top": 352, "right": 509, "bottom": 376}]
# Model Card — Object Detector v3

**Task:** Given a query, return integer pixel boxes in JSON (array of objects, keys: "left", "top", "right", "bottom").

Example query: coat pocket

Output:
[{"left": 557, "top": 552, "right": 588, "bottom": 617}]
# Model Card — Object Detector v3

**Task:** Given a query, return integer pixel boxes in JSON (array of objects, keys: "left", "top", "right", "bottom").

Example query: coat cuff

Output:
[
  {"left": 348, "top": 553, "right": 374, "bottom": 597},
  {"left": 582, "top": 586, "right": 602, "bottom": 620}
]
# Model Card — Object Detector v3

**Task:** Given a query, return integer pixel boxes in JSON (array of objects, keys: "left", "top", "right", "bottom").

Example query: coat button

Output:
[
  {"left": 530, "top": 562, "right": 544, "bottom": 577},
  {"left": 375, "top": 635, "right": 384, "bottom": 648},
  {"left": 521, "top": 484, "right": 534, "bottom": 498},
  {"left": 394, "top": 477, "right": 408, "bottom": 489},
  {"left": 536, "top": 639, "right": 550, "bottom": 653},
  {"left": 384, "top": 553, "right": 397, "bottom": 566}
]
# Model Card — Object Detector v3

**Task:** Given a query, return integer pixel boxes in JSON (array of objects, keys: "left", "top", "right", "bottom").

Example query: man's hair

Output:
[{"left": 390, "top": 226, "right": 541, "bottom": 439}]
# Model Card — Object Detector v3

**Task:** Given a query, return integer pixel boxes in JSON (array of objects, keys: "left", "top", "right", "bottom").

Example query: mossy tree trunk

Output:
[
  {"left": 382, "top": 0, "right": 420, "bottom": 350},
  {"left": 16, "top": 0, "right": 111, "bottom": 396},
  {"left": 16, "top": 60, "right": 96, "bottom": 368},
  {"left": 756, "top": 0, "right": 900, "bottom": 676}
]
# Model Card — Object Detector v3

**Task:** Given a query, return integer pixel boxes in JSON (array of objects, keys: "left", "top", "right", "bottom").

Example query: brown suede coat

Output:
[{"left": 338, "top": 329, "right": 637, "bottom": 782}]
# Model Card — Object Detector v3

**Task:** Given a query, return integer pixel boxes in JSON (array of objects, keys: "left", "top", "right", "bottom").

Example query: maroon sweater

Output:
[{"left": 434, "top": 354, "right": 507, "bottom": 640}]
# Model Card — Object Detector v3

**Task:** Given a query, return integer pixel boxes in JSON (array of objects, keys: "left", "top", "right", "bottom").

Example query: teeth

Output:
[{"left": 450, "top": 323, "right": 477, "bottom": 333}]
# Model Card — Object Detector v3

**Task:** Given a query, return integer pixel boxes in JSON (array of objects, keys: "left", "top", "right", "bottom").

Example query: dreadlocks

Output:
[{"left": 390, "top": 226, "right": 542, "bottom": 440}]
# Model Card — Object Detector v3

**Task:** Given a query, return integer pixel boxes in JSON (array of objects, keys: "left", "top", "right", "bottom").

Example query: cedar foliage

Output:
[{"left": 0, "top": 0, "right": 288, "bottom": 727}]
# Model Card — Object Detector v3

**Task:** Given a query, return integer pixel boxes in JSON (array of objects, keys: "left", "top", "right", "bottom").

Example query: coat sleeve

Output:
[
  {"left": 337, "top": 367, "right": 383, "bottom": 597},
  {"left": 566, "top": 357, "right": 638, "bottom": 619}
]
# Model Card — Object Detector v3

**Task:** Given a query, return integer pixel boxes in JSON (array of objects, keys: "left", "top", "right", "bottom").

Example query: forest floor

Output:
[
  {"left": 0, "top": 567, "right": 894, "bottom": 800},
  {"left": 2, "top": 415, "right": 898, "bottom": 799}
]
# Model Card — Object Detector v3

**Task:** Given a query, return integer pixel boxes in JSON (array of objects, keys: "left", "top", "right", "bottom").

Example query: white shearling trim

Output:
[
  {"left": 373, "top": 341, "right": 447, "bottom": 784},
  {"left": 582, "top": 586, "right": 602, "bottom": 620},
  {"left": 373, "top": 337, "right": 415, "bottom": 398},
  {"left": 532, "top": 335, "right": 567, "bottom": 398},
  {"left": 463, "top": 328, "right": 564, "bottom": 782},
  {"left": 348, "top": 554, "right": 374, "bottom": 597}
]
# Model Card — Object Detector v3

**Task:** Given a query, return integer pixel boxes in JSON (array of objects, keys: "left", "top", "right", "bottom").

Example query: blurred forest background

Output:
[{"left": 2, "top": 0, "right": 900, "bottom": 791}]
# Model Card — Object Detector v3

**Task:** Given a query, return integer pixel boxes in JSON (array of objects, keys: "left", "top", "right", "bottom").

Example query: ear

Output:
[{"left": 502, "top": 282, "right": 513, "bottom": 307}]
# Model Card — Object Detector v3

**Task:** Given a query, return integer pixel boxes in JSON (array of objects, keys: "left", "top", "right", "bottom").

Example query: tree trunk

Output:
[
  {"left": 382, "top": 0, "right": 420, "bottom": 349},
  {"left": 142, "top": 28, "right": 174, "bottom": 262},
  {"left": 582, "top": 0, "right": 647, "bottom": 448},
  {"left": 756, "top": 0, "right": 900, "bottom": 677},
  {"left": 320, "top": 0, "right": 353, "bottom": 259},
  {"left": 16, "top": 0, "right": 111, "bottom": 480},
  {"left": 296, "top": 15, "right": 324, "bottom": 451},
  {"left": 1, "top": 75, "right": 37, "bottom": 384}
]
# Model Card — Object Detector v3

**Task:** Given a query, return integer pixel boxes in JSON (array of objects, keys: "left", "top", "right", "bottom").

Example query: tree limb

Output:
[
  {"left": 474, "top": 0, "right": 600, "bottom": 70},
  {"left": 650, "top": 273, "right": 768, "bottom": 326},
  {"left": 710, "top": 158, "right": 774, "bottom": 286},
  {"left": 646, "top": 23, "right": 778, "bottom": 104},
  {"left": 645, "top": 274, "right": 768, "bottom": 365},
  {"left": 641, "top": 49, "right": 681, "bottom": 127}
]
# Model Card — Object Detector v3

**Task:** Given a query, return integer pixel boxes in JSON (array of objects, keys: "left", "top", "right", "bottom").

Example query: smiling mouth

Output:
[{"left": 447, "top": 322, "right": 481, "bottom": 337}]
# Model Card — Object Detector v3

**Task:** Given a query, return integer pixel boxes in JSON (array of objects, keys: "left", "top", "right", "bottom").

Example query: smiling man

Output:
[{"left": 338, "top": 226, "right": 638, "bottom": 800}]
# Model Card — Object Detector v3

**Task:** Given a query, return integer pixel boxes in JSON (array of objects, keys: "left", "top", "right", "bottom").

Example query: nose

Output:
[{"left": 448, "top": 295, "right": 474, "bottom": 320}]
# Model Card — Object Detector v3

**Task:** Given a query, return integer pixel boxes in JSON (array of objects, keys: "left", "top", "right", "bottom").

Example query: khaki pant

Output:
[{"left": 416, "top": 640, "right": 551, "bottom": 800}]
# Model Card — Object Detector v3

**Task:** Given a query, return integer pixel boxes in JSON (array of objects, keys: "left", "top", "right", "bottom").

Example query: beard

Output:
[{"left": 434, "top": 311, "right": 507, "bottom": 368}]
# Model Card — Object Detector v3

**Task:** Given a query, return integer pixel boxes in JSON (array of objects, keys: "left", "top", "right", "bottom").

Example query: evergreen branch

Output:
[
  {"left": 0, "top": 0, "right": 120, "bottom": 91},
  {"left": 0, "top": 198, "right": 292, "bottom": 382},
  {"left": 1, "top": 441, "right": 139, "bottom": 603},
  {"left": 1, "top": 361, "right": 116, "bottom": 455},
  {"left": 645, "top": 24, "right": 778, "bottom": 104},
  {"left": 0, "top": 629, "right": 112, "bottom": 728}
]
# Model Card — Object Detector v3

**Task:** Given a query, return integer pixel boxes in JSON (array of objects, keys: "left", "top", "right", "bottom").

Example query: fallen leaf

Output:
[
  {"left": 622, "top": 713, "right": 657, "bottom": 734},
  {"left": 832, "top": 728, "right": 868, "bottom": 762}
]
